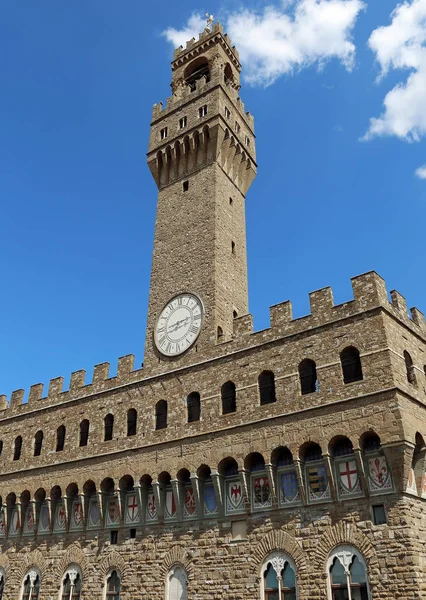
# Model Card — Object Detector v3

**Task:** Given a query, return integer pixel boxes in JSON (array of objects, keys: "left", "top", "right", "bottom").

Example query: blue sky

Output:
[{"left": 0, "top": 0, "right": 425, "bottom": 401}]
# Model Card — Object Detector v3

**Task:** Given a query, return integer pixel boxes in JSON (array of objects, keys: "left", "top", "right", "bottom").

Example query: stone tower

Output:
[{"left": 145, "top": 22, "right": 257, "bottom": 371}]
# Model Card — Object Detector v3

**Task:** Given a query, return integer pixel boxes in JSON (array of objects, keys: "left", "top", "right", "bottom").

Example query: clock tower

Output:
[{"left": 145, "top": 21, "right": 256, "bottom": 370}]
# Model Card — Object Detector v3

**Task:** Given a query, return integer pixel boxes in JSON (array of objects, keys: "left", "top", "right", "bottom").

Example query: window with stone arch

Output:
[
  {"left": 327, "top": 545, "right": 370, "bottom": 600},
  {"left": 20, "top": 568, "right": 41, "bottom": 600},
  {"left": 0, "top": 567, "right": 5, "bottom": 600},
  {"left": 166, "top": 564, "right": 188, "bottom": 600},
  {"left": 104, "top": 569, "right": 121, "bottom": 600},
  {"left": 260, "top": 552, "right": 297, "bottom": 600},
  {"left": 60, "top": 565, "right": 82, "bottom": 600}
]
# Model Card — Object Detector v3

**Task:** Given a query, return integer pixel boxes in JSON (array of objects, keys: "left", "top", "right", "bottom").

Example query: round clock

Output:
[{"left": 154, "top": 293, "right": 203, "bottom": 357}]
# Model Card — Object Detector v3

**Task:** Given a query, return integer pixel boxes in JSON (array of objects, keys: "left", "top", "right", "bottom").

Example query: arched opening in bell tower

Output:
[{"left": 184, "top": 57, "right": 210, "bottom": 91}]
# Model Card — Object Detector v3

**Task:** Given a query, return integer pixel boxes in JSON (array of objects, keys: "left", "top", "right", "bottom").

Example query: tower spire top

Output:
[{"left": 205, "top": 13, "right": 215, "bottom": 32}]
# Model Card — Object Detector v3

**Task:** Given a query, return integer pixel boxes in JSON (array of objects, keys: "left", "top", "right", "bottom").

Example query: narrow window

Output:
[
  {"left": 245, "top": 135, "right": 250, "bottom": 147},
  {"left": 187, "top": 392, "right": 201, "bottom": 423},
  {"left": 179, "top": 116, "right": 187, "bottom": 129},
  {"left": 299, "top": 359, "right": 318, "bottom": 395},
  {"left": 231, "top": 241, "right": 235, "bottom": 254},
  {"left": 372, "top": 504, "right": 387, "bottom": 525},
  {"left": 79, "top": 419, "right": 89, "bottom": 447},
  {"left": 0, "top": 440, "right": 3, "bottom": 456},
  {"left": 61, "top": 570, "right": 82, "bottom": 600},
  {"left": 56, "top": 425, "right": 66, "bottom": 452},
  {"left": 22, "top": 571, "right": 40, "bottom": 600},
  {"left": 160, "top": 127, "right": 168, "bottom": 140},
  {"left": 262, "top": 554, "right": 297, "bottom": 600},
  {"left": 340, "top": 346, "right": 363, "bottom": 383},
  {"left": 0, "top": 573, "right": 4, "bottom": 600},
  {"left": 13, "top": 435, "right": 22, "bottom": 461},
  {"left": 404, "top": 351, "right": 417, "bottom": 385},
  {"left": 167, "top": 566, "right": 187, "bottom": 600},
  {"left": 328, "top": 548, "right": 370, "bottom": 600},
  {"left": 183, "top": 180, "right": 189, "bottom": 192},
  {"left": 34, "top": 430, "right": 43, "bottom": 457},
  {"left": 106, "top": 570, "right": 121, "bottom": 598},
  {"left": 221, "top": 381, "right": 236, "bottom": 414},
  {"left": 259, "top": 371, "right": 276, "bottom": 405},
  {"left": 104, "top": 414, "right": 114, "bottom": 441},
  {"left": 217, "top": 326, "right": 224, "bottom": 341},
  {"left": 229, "top": 197, "right": 233, "bottom": 205},
  {"left": 233, "top": 310, "right": 238, "bottom": 319},
  {"left": 235, "top": 121, "right": 241, "bottom": 133},
  {"left": 129, "top": 528, "right": 136, "bottom": 539},
  {"left": 199, "top": 105, "right": 208, "bottom": 118},
  {"left": 225, "top": 106, "right": 231, "bottom": 118},
  {"left": 110, "top": 531, "right": 118, "bottom": 545},
  {"left": 155, "top": 400, "right": 168, "bottom": 430},
  {"left": 127, "top": 408, "right": 137, "bottom": 437}
]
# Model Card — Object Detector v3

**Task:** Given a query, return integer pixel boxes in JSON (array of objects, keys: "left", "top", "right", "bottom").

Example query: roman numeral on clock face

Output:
[{"left": 155, "top": 293, "right": 203, "bottom": 357}]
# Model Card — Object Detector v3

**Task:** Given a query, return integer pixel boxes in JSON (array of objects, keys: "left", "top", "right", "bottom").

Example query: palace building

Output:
[{"left": 0, "top": 20, "right": 426, "bottom": 600}]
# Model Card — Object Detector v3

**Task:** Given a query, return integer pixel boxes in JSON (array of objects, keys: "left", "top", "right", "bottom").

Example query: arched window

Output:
[
  {"left": 34, "top": 430, "right": 43, "bottom": 457},
  {"left": 299, "top": 359, "right": 318, "bottom": 395},
  {"left": 105, "top": 570, "right": 121, "bottom": 599},
  {"left": 61, "top": 567, "right": 82, "bottom": 600},
  {"left": 217, "top": 326, "right": 224, "bottom": 341},
  {"left": 221, "top": 381, "right": 236, "bottom": 414},
  {"left": 187, "top": 392, "right": 201, "bottom": 423},
  {"left": 104, "top": 414, "right": 114, "bottom": 441},
  {"left": 340, "top": 347, "right": 363, "bottom": 384},
  {"left": 0, "top": 568, "right": 5, "bottom": 600},
  {"left": 127, "top": 409, "right": 137, "bottom": 437},
  {"left": 0, "top": 440, "right": 3, "bottom": 456},
  {"left": 327, "top": 546, "right": 370, "bottom": 600},
  {"left": 184, "top": 57, "right": 210, "bottom": 91},
  {"left": 261, "top": 552, "right": 297, "bottom": 599},
  {"left": 155, "top": 400, "right": 167, "bottom": 430},
  {"left": 167, "top": 565, "right": 187, "bottom": 600},
  {"left": 21, "top": 569, "right": 40, "bottom": 600},
  {"left": 79, "top": 420, "right": 89, "bottom": 447},
  {"left": 404, "top": 351, "right": 417, "bottom": 385},
  {"left": 14, "top": 435, "right": 22, "bottom": 461},
  {"left": 56, "top": 425, "right": 66, "bottom": 452},
  {"left": 259, "top": 371, "right": 276, "bottom": 405}
]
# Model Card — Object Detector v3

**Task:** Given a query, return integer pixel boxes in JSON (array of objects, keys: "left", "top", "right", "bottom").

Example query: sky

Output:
[{"left": 0, "top": 0, "right": 425, "bottom": 402}]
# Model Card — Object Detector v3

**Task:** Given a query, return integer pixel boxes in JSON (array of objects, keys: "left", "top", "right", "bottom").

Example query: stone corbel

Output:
[
  {"left": 97, "top": 491, "right": 105, "bottom": 528},
  {"left": 323, "top": 453, "right": 337, "bottom": 501},
  {"left": 79, "top": 493, "right": 86, "bottom": 528},
  {"left": 152, "top": 481, "right": 164, "bottom": 523},
  {"left": 265, "top": 464, "right": 278, "bottom": 509},
  {"left": 29, "top": 499, "right": 37, "bottom": 535},
  {"left": 210, "top": 470, "right": 224, "bottom": 518},
  {"left": 16, "top": 501, "right": 23, "bottom": 536},
  {"left": 171, "top": 479, "right": 183, "bottom": 521},
  {"left": 294, "top": 459, "right": 307, "bottom": 505},
  {"left": 190, "top": 474, "right": 203, "bottom": 517},
  {"left": 354, "top": 448, "right": 369, "bottom": 498},
  {"left": 238, "top": 469, "right": 251, "bottom": 514},
  {"left": 45, "top": 496, "right": 53, "bottom": 532},
  {"left": 114, "top": 489, "right": 123, "bottom": 526},
  {"left": 62, "top": 495, "right": 70, "bottom": 532},
  {"left": 134, "top": 483, "right": 144, "bottom": 526}
]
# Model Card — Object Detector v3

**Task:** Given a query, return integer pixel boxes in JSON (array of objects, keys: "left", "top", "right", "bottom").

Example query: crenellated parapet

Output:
[{"left": 172, "top": 22, "right": 240, "bottom": 68}]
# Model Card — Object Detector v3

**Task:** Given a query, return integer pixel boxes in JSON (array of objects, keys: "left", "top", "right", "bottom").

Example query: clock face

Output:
[{"left": 154, "top": 293, "right": 203, "bottom": 357}]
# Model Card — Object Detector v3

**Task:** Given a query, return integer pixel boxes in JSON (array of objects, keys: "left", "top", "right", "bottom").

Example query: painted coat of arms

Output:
[
  {"left": 307, "top": 465, "right": 331, "bottom": 502},
  {"left": 204, "top": 484, "right": 217, "bottom": 516},
  {"left": 38, "top": 503, "right": 50, "bottom": 534},
  {"left": 252, "top": 476, "right": 272, "bottom": 509},
  {"left": 406, "top": 468, "right": 417, "bottom": 494},
  {"left": 368, "top": 456, "right": 392, "bottom": 493},
  {"left": 125, "top": 494, "right": 139, "bottom": 524},
  {"left": 183, "top": 487, "right": 196, "bottom": 517},
  {"left": 10, "top": 507, "right": 20, "bottom": 535},
  {"left": 71, "top": 500, "right": 83, "bottom": 529},
  {"left": 164, "top": 489, "right": 176, "bottom": 519},
  {"left": 226, "top": 480, "right": 244, "bottom": 513},
  {"left": 279, "top": 471, "right": 300, "bottom": 505},
  {"left": 337, "top": 460, "right": 362, "bottom": 497},
  {"left": 88, "top": 497, "right": 100, "bottom": 528},
  {"left": 105, "top": 497, "right": 119, "bottom": 526},
  {"left": 0, "top": 509, "right": 5, "bottom": 536},
  {"left": 146, "top": 492, "right": 157, "bottom": 521},
  {"left": 23, "top": 505, "right": 34, "bottom": 534},
  {"left": 55, "top": 503, "right": 66, "bottom": 531}
]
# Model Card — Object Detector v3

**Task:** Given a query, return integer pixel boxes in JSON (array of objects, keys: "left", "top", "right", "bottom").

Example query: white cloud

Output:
[
  {"left": 363, "top": 0, "right": 426, "bottom": 141},
  {"left": 162, "top": 14, "right": 206, "bottom": 49},
  {"left": 415, "top": 164, "right": 426, "bottom": 178},
  {"left": 162, "top": 1, "right": 366, "bottom": 87}
]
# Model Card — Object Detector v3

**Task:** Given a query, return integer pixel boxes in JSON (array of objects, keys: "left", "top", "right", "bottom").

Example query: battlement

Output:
[
  {"left": 172, "top": 22, "right": 240, "bottom": 64},
  {"left": 1, "top": 272, "right": 424, "bottom": 417},
  {"left": 232, "top": 271, "right": 426, "bottom": 342}
]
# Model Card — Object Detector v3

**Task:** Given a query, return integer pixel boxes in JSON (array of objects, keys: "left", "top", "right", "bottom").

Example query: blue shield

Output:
[
  {"left": 204, "top": 485, "right": 217, "bottom": 513},
  {"left": 281, "top": 472, "right": 298, "bottom": 502}
]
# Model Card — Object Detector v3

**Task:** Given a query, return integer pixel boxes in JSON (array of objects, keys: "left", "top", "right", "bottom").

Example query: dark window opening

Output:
[
  {"left": 183, "top": 180, "right": 189, "bottom": 192},
  {"left": 259, "top": 371, "right": 276, "bottom": 405},
  {"left": 372, "top": 504, "right": 387, "bottom": 525},
  {"left": 221, "top": 381, "right": 236, "bottom": 415},
  {"left": 303, "top": 442, "right": 323, "bottom": 462},
  {"left": 155, "top": 400, "right": 168, "bottom": 430},
  {"left": 13, "top": 435, "right": 22, "bottom": 461},
  {"left": 233, "top": 310, "right": 238, "bottom": 319},
  {"left": 187, "top": 392, "right": 201, "bottom": 423},
  {"left": 79, "top": 419, "right": 89, "bottom": 447},
  {"left": 299, "top": 359, "right": 318, "bottom": 394},
  {"left": 129, "top": 528, "right": 136, "bottom": 539},
  {"left": 0, "top": 440, "right": 3, "bottom": 456},
  {"left": 104, "top": 414, "right": 114, "bottom": 442},
  {"left": 217, "top": 326, "right": 224, "bottom": 341},
  {"left": 56, "top": 425, "right": 66, "bottom": 452},
  {"left": 185, "top": 59, "right": 210, "bottom": 91},
  {"left": 199, "top": 105, "right": 208, "bottom": 118},
  {"left": 106, "top": 570, "right": 121, "bottom": 599},
  {"left": 231, "top": 241, "right": 235, "bottom": 254},
  {"left": 332, "top": 437, "right": 354, "bottom": 457},
  {"left": 404, "top": 351, "right": 417, "bottom": 385},
  {"left": 127, "top": 408, "right": 137, "bottom": 437},
  {"left": 110, "top": 530, "right": 118, "bottom": 545},
  {"left": 362, "top": 432, "right": 381, "bottom": 453},
  {"left": 34, "top": 430, "right": 43, "bottom": 457},
  {"left": 341, "top": 346, "right": 363, "bottom": 383},
  {"left": 229, "top": 197, "right": 233, "bottom": 205}
]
